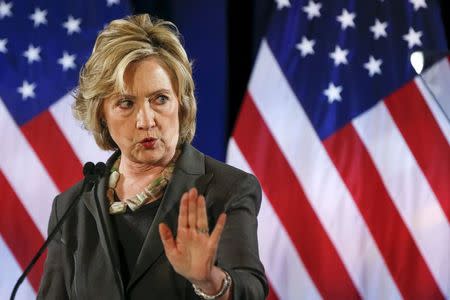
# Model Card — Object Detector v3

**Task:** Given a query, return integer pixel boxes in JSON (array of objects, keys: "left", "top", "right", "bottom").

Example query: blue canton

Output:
[
  {"left": 269, "top": 0, "right": 447, "bottom": 140},
  {"left": 0, "top": 0, "right": 130, "bottom": 126}
]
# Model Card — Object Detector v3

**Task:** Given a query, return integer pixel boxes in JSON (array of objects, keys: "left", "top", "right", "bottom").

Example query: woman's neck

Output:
[
  {"left": 114, "top": 154, "right": 174, "bottom": 201},
  {"left": 118, "top": 158, "right": 166, "bottom": 180}
]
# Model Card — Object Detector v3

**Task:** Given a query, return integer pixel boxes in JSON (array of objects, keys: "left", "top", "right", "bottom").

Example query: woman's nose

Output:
[{"left": 136, "top": 103, "right": 156, "bottom": 130}]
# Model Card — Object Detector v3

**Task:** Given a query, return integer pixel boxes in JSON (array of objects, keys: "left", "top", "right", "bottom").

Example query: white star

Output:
[
  {"left": 302, "top": 1, "right": 322, "bottom": 20},
  {"left": 29, "top": 7, "right": 48, "bottom": 27},
  {"left": 329, "top": 45, "right": 349, "bottom": 66},
  {"left": 23, "top": 44, "right": 41, "bottom": 64},
  {"left": 403, "top": 27, "right": 422, "bottom": 49},
  {"left": 0, "top": 38, "right": 7, "bottom": 53},
  {"left": 63, "top": 15, "right": 82, "bottom": 35},
  {"left": 0, "top": 1, "right": 12, "bottom": 19},
  {"left": 17, "top": 81, "right": 36, "bottom": 100},
  {"left": 409, "top": 0, "right": 427, "bottom": 11},
  {"left": 324, "top": 82, "right": 343, "bottom": 103},
  {"left": 296, "top": 36, "right": 315, "bottom": 57},
  {"left": 336, "top": 9, "right": 356, "bottom": 30},
  {"left": 58, "top": 51, "right": 76, "bottom": 71},
  {"left": 275, "top": 0, "right": 290, "bottom": 10},
  {"left": 106, "top": 0, "right": 120, "bottom": 6},
  {"left": 370, "top": 19, "right": 388, "bottom": 40},
  {"left": 364, "top": 56, "right": 383, "bottom": 77}
]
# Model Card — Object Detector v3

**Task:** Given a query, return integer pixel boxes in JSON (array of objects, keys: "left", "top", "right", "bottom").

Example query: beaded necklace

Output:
[{"left": 107, "top": 152, "right": 179, "bottom": 214}]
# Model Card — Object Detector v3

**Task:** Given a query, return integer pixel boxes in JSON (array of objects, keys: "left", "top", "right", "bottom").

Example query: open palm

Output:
[{"left": 159, "top": 188, "right": 227, "bottom": 283}]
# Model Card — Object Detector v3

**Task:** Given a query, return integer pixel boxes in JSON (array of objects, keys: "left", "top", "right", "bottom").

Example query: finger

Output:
[
  {"left": 187, "top": 188, "right": 198, "bottom": 229},
  {"left": 177, "top": 192, "right": 189, "bottom": 230},
  {"left": 196, "top": 195, "right": 208, "bottom": 232},
  {"left": 159, "top": 223, "right": 177, "bottom": 256},
  {"left": 189, "top": 187, "right": 198, "bottom": 201},
  {"left": 209, "top": 213, "right": 227, "bottom": 248}
]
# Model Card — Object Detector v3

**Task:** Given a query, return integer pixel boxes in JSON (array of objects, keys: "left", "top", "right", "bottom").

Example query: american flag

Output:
[
  {"left": 0, "top": 1, "right": 129, "bottom": 298},
  {"left": 226, "top": 0, "right": 449, "bottom": 299}
]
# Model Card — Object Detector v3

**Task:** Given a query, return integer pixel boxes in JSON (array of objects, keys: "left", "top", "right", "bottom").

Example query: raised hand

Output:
[{"left": 158, "top": 187, "right": 227, "bottom": 285}]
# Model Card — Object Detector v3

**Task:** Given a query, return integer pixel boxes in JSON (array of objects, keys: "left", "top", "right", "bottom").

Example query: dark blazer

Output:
[{"left": 37, "top": 144, "right": 268, "bottom": 299}]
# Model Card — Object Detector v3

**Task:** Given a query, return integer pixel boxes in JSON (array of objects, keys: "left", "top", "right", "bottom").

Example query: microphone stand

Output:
[
  {"left": 411, "top": 50, "right": 450, "bottom": 123},
  {"left": 10, "top": 162, "right": 100, "bottom": 300},
  {"left": 417, "top": 70, "right": 450, "bottom": 124}
]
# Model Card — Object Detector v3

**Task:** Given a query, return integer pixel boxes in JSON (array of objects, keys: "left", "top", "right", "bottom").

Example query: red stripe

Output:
[
  {"left": 385, "top": 81, "right": 450, "bottom": 221},
  {"left": 324, "top": 124, "right": 445, "bottom": 300},
  {"left": 267, "top": 282, "right": 279, "bottom": 300},
  {"left": 234, "top": 93, "right": 361, "bottom": 299},
  {"left": 21, "top": 111, "right": 83, "bottom": 191},
  {"left": 0, "top": 171, "right": 45, "bottom": 292}
]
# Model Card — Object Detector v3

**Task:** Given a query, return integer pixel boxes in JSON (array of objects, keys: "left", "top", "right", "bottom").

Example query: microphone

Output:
[
  {"left": 10, "top": 161, "right": 105, "bottom": 300},
  {"left": 94, "top": 162, "right": 107, "bottom": 178},
  {"left": 83, "top": 161, "right": 95, "bottom": 178}
]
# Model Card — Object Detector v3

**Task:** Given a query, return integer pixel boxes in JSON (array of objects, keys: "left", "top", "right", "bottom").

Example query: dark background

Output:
[{"left": 130, "top": 0, "right": 450, "bottom": 161}]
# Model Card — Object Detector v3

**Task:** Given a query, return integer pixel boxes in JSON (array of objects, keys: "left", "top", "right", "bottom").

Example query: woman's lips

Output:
[{"left": 140, "top": 138, "right": 157, "bottom": 149}]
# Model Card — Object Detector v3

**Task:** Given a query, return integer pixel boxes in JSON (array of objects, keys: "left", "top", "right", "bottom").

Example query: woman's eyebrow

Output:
[
  {"left": 145, "top": 89, "right": 171, "bottom": 97},
  {"left": 119, "top": 89, "right": 171, "bottom": 99}
]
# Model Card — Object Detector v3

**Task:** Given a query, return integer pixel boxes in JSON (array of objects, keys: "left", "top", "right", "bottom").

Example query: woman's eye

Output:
[
  {"left": 118, "top": 99, "right": 133, "bottom": 109},
  {"left": 155, "top": 95, "right": 169, "bottom": 104}
]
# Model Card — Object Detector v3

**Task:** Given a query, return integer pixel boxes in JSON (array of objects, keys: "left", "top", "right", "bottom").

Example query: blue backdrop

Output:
[{"left": 133, "top": 1, "right": 228, "bottom": 161}]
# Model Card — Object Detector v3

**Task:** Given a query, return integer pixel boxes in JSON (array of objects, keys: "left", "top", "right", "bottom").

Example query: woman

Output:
[{"left": 38, "top": 14, "right": 268, "bottom": 300}]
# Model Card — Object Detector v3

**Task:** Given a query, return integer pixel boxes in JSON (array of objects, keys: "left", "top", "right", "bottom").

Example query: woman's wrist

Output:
[{"left": 191, "top": 267, "right": 231, "bottom": 299}]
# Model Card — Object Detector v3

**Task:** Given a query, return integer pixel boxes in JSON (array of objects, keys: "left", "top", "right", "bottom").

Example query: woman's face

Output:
[{"left": 103, "top": 57, "right": 180, "bottom": 167}]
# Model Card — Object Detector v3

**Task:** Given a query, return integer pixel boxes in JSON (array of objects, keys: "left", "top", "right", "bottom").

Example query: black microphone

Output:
[
  {"left": 94, "top": 162, "right": 107, "bottom": 178},
  {"left": 10, "top": 161, "right": 104, "bottom": 300},
  {"left": 83, "top": 161, "right": 96, "bottom": 178}
]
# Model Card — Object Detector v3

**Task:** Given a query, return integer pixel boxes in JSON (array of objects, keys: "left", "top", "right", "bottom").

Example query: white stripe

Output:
[
  {"left": 416, "top": 58, "right": 450, "bottom": 145},
  {"left": 0, "top": 235, "right": 36, "bottom": 300},
  {"left": 0, "top": 99, "right": 58, "bottom": 237},
  {"left": 353, "top": 101, "right": 450, "bottom": 298},
  {"left": 50, "top": 92, "right": 111, "bottom": 164},
  {"left": 227, "top": 138, "right": 322, "bottom": 300},
  {"left": 247, "top": 40, "right": 402, "bottom": 299}
]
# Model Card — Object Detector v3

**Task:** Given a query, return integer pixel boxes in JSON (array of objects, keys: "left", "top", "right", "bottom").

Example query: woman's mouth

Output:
[{"left": 140, "top": 138, "right": 157, "bottom": 149}]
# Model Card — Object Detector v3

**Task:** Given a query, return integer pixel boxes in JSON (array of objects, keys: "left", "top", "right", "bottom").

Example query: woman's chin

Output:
[
  {"left": 131, "top": 148, "right": 167, "bottom": 166},
  {"left": 135, "top": 152, "right": 162, "bottom": 165}
]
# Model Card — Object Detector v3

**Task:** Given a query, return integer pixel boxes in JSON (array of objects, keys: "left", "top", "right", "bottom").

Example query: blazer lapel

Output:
[{"left": 127, "top": 144, "right": 213, "bottom": 290}]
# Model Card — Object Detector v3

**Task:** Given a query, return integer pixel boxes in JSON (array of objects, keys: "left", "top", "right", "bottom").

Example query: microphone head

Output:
[
  {"left": 95, "top": 162, "right": 107, "bottom": 177},
  {"left": 83, "top": 162, "right": 95, "bottom": 176}
]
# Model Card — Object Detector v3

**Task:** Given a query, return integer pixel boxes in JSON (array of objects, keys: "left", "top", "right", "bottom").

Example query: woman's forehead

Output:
[{"left": 120, "top": 57, "right": 178, "bottom": 95}]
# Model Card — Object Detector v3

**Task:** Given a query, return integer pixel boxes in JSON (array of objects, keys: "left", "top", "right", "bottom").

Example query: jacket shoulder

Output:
[
  {"left": 204, "top": 155, "right": 257, "bottom": 182},
  {"left": 203, "top": 155, "right": 261, "bottom": 204}
]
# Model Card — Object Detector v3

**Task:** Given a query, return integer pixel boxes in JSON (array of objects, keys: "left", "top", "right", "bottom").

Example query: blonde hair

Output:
[{"left": 73, "top": 14, "right": 196, "bottom": 150}]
